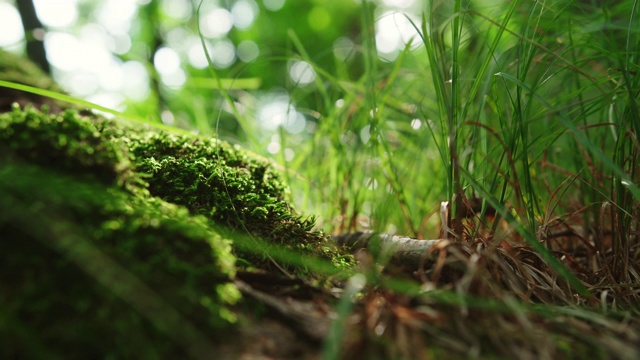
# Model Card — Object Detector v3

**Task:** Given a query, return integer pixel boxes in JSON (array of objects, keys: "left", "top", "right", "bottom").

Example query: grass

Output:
[
  {"left": 182, "top": 0, "right": 639, "bottom": 356},
  {"left": 226, "top": 0, "right": 639, "bottom": 357}
]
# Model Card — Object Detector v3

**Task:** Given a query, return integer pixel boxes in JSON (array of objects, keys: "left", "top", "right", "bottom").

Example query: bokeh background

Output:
[
  {"left": 0, "top": 0, "right": 422, "bottom": 136},
  {"left": 1, "top": 0, "right": 437, "bottom": 234},
  {"left": 3, "top": 0, "right": 633, "bottom": 239}
]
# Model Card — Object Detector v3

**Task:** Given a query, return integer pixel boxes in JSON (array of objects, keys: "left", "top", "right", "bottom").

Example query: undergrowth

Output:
[
  {"left": 2, "top": 0, "right": 640, "bottom": 358},
  {"left": 213, "top": 0, "right": 640, "bottom": 357}
]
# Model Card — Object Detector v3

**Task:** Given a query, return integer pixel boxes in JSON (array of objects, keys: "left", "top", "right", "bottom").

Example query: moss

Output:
[
  {"left": 0, "top": 105, "right": 241, "bottom": 358},
  {"left": 0, "top": 104, "right": 138, "bottom": 189},
  {"left": 0, "top": 57, "right": 351, "bottom": 355},
  {"left": 94, "top": 116, "right": 348, "bottom": 269},
  {"left": 0, "top": 163, "right": 239, "bottom": 359}
]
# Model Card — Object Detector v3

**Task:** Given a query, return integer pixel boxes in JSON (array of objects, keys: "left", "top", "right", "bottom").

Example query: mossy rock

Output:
[
  {"left": 91, "top": 112, "right": 346, "bottom": 268},
  {"left": 0, "top": 54, "right": 349, "bottom": 356},
  {"left": 0, "top": 106, "right": 240, "bottom": 358},
  {"left": 0, "top": 105, "right": 134, "bottom": 187},
  {"left": 0, "top": 163, "right": 239, "bottom": 359}
]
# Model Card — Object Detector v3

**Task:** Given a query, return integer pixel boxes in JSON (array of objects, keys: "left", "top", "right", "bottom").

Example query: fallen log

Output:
[{"left": 332, "top": 231, "right": 445, "bottom": 270}]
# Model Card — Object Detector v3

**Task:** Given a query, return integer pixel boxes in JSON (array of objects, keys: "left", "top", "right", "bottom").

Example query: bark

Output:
[
  {"left": 333, "top": 231, "right": 443, "bottom": 270},
  {"left": 15, "top": 0, "right": 50, "bottom": 74}
]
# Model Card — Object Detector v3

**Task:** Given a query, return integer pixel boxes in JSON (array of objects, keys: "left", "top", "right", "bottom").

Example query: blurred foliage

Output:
[
  {"left": 2, "top": 0, "right": 639, "bottom": 239},
  {"left": 120, "top": 0, "right": 363, "bottom": 139}
]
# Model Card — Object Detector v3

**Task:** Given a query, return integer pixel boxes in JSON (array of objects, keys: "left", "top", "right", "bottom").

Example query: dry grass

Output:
[{"left": 335, "top": 201, "right": 640, "bottom": 359}]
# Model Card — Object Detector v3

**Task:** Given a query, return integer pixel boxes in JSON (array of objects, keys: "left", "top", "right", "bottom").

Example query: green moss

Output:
[
  {"left": 0, "top": 104, "right": 137, "bottom": 189},
  {"left": 94, "top": 116, "right": 348, "bottom": 269},
  {"left": 0, "top": 163, "right": 239, "bottom": 358},
  {"left": 0, "top": 105, "right": 241, "bottom": 358},
  {"left": 0, "top": 99, "right": 350, "bottom": 357}
]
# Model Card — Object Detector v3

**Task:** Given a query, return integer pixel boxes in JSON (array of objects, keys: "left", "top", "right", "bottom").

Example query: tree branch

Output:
[
  {"left": 15, "top": 0, "right": 50, "bottom": 74},
  {"left": 333, "top": 231, "right": 442, "bottom": 270}
]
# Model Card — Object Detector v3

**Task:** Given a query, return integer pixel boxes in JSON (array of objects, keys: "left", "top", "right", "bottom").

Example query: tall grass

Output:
[
  {"left": 266, "top": 0, "right": 639, "bottom": 270},
  {"left": 218, "top": 0, "right": 640, "bottom": 333}
]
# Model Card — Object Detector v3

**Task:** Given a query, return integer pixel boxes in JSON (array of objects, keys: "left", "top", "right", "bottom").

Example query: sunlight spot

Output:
[
  {"left": 111, "top": 34, "right": 132, "bottom": 54},
  {"left": 381, "top": 0, "right": 416, "bottom": 8},
  {"left": 65, "top": 73, "right": 98, "bottom": 96},
  {"left": 44, "top": 32, "right": 82, "bottom": 71},
  {"left": 34, "top": 0, "right": 78, "bottom": 28},
  {"left": 411, "top": 118, "right": 421, "bottom": 130},
  {"left": 283, "top": 148, "right": 294, "bottom": 161},
  {"left": 161, "top": 0, "right": 192, "bottom": 20},
  {"left": 161, "top": 69, "right": 186, "bottom": 88},
  {"left": 365, "top": 177, "right": 379, "bottom": 190},
  {"left": 232, "top": 0, "right": 258, "bottom": 29},
  {"left": 121, "top": 61, "right": 150, "bottom": 101},
  {"left": 161, "top": 110, "right": 176, "bottom": 125},
  {"left": 99, "top": 61, "right": 124, "bottom": 91},
  {"left": 284, "top": 112, "right": 306, "bottom": 134},
  {"left": 289, "top": 60, "right": 316, "bottom": 85},
  {"left": 267, "top": 141, "right": 281, "bottom": 154},
  {"left": 335, "top": 99, "right": 345, "bottom": 108},
  {"left": 210, "top": 39, "right": 236, "bottom": 68},
  {"left": 188, "top": 41, "right": 211, "bottom": 69},
  {"left": 154, "top": 47, "right": 181, "bottom": 75},
  {"left": 258, "top": 98, "right": 293, "bottom": 130},
  {"left": 375, "top": 11, "right": 421, "bottom": 59},
  {"left": 0, "top": 4, "right": 24, "bottom": 48},
  {"left": 360, "top": 125, "right": 371, "bottom": 144},
  {"left": 87, "top": 92, "right": 125, "bottom": 113},
  {"left": 166, "top": 27, "right": 193, "bottom": 53},
  {"left": 200, "top": 8, "right": 233, "bottom": 38},
  {"left": 80, "top": 42, "right": 113, "bottom": 73},
  {"left": 333, "top": 37, "right": 355, "bottom": 61},
  {"left": 264, "top": 0, "right": 285, "bottom": 11},
  {"left": 96, "top": 0, "right": 138, "bottom": 35},
  {"left": 237, "top": 40, "right": 259, "bottom": 62},
  {"left": 154, "top": 47, "right": 186, "bottom": 87},
  {"left": 257, "top": 96, "right": 307, "bottom": 134}
]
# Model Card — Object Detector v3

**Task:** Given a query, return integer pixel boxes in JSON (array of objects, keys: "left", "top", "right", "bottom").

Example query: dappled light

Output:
[{"left": 1, "top": 0, "right": 640, "bottom": 358}]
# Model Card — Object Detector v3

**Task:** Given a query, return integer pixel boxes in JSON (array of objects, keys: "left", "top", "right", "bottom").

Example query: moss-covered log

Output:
[
  {"left": 0, "top": 50, "right": 350, "bottom": 358},
  {"left": 0, "top": 106, "right": 240, "bottom": 358}
]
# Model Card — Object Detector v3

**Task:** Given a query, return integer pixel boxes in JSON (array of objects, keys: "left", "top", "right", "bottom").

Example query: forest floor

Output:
[{"left": 2, "top": 50, "right": 639, "bottom": 359}]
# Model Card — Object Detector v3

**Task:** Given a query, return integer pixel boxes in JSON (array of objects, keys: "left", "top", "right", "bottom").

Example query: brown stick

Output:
[{"left": 333, "top": 226, "right": 588, "bottom": 271}]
